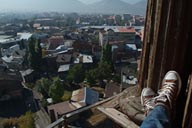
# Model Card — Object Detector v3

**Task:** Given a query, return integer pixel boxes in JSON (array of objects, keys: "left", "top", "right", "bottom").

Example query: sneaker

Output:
[
  {"left": 155, "top": 71, "right": 182, "bottom": 110},
  {"left": 141, "top": 88, "right": 156, "bottom": 115}
]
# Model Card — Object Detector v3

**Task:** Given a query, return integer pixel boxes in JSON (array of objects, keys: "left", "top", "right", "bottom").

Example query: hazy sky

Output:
[
  {"left": 0, "top": 0, "right": 142, "bottom": 5},
  {"left": 0, "top": 0, "right": 142, "bottom": 12},
  {"left": 79, "top": 0, "right": 141, "bottom": 4}
]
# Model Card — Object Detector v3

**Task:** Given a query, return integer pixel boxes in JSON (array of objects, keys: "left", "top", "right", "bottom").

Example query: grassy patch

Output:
[
  {"left": 2, "top": 112, "right": 35, "bottom": 128},
  {"left": 61, "top": 91, "right": 72, "bottom": 101}
]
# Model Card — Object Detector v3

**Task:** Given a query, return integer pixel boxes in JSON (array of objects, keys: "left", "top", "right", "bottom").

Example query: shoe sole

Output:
[{"left": 162, "top": 71, "right": 182, "bottom": 97}]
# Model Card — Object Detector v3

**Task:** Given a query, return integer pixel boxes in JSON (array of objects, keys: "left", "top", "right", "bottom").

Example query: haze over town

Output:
[{"left": 0, "top": 0, "right": 147, "bottom": 15}]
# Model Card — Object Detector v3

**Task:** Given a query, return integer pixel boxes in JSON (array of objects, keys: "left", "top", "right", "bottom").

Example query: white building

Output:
[{"left": 74, "top": 54, "right": 93, "bottom": 64}]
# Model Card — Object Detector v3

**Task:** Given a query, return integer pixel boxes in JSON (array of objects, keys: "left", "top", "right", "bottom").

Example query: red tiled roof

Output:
[
  {"left": 117, "top": 27, "right": 136, "bottom": 33},
  {"left": 48, "top": 36, "right": 64, "bottom": 50},
  {"left": 48, "top": 36, "right": 64, "bottom": 44}
]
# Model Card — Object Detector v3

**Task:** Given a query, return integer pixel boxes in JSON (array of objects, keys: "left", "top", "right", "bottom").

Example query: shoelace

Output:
[
  {"left": 157, "top": 82, "right": 176, "bottom": 109},
  {"left": 143, "top": 97, "right": 155, "bottom": 109}
]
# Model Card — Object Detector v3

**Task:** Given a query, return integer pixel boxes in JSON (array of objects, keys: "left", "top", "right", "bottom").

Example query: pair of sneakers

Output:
[{"left": 141, "top": 71, "right": 182, "bottom": 116}]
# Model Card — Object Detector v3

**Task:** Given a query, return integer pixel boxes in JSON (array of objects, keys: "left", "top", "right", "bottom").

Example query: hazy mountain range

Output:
[
  {"left": 0, "top": 0, "right": 147, "bottom": 15},
  {"left": 89, "top": 0, "right": 147, "bottom": 15}
]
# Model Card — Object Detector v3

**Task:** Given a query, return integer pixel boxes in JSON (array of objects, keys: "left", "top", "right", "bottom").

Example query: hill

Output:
[{"left": 88, "top": 0, "right": 147, "bottom": 15}]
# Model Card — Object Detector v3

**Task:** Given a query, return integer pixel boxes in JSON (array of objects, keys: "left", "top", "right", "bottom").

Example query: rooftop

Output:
[
  {"left": 104, "top": 27, "right": 136, "bottom": 33},
  {"left": 58, "top": 64, "right": 70, "bottom": 72},
  {"left": 126, "top": 44, "right": 137, "bottom": 50},
  {"left": 0, "top": 38, "right": 20, "bottom": 44},
  {"left": 17, "top": 32, "right": 32, "bottom": 40},
  {"left": 71, "top": 88, "right": 85, "bottom": 102},
  {"left": 80, "top": 26, "right": 143, "bottom": 31},
  {"left": 48, "top": 36, "right": 65, "bottom": 50},
  {"left": 49, "top": 36, "right": 64, "bottom": 41},
  {"left": 56, "top": 54, "right": 72, "bottom": 64},
  {"left": 0, "top": 35, "right": 13, "bottom": 40},
  {"left": 1, "top": 56, "right": 23, "bottom": 63},
  {"left": 71, "top": 87, "right": 99, "bottom": 107},
  {"left": 47, "top": 101, "right": 76, "bottom": 116},
  {"left": 20, "top": 69, "right": 34, "bottom": 76},
  {"left": 105, "top": 82, "right": 120, "bottom": 98},
  {"left": 116, "top": 27, "right": 136, "bottom": 33},
  {"left": 74, "top": 54, "right": 93, "bottom": 64}
]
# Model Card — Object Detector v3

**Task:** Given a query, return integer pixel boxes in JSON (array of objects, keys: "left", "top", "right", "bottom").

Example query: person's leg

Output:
[
  {"left": 140, "top": 105, "right": 171, "bottom": 128},
  {"left": 140, "top": 71, "right": 182, "bottom": 128}
]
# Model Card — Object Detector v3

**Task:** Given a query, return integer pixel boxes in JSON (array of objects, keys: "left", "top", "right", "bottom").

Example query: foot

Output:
[
  {"left": 141, "top": 88, "right": 156, "bottom": 115},
  {"left": 155, "top": 71, "right": 182, "bottom": 110}
]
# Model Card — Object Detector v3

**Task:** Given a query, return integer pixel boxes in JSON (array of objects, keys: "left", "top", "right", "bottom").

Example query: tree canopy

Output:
[
  {"left": 66, "top": 64, "right": 85, "bottom": 84},
  {"left": 36, "top": 78, "right": 52, "bottom": 98},
  {"left": 49, "top": 77, "right": 64, "bottom": 103},
  {"left": 86, "top": 43, "right": 113, "bottom": 85},
  {"left": 86, "top": 69, "right": 98, "bottom": 85},
  {"left": 101, "top": 43, "right": 112, "bottom": 65},
  {"left": 28, "top": 37, "right": 42, "bottom": 71}
]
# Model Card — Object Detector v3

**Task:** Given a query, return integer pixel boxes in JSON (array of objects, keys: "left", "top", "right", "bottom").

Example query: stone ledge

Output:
[{"left": 119, "top": 86, "right": 145, "bottom": 125}]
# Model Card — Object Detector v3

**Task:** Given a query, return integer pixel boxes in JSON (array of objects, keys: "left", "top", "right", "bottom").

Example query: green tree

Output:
[
  {"left": 49, "top": 77, "right": 64, "bottom": 103},
  {"left": 99, "top": 42, "right": 113, "bottom": 80},
  {"left": 86, "top": 61, "right": 112, "bottom": 85},
  {"left": 86, "top": 69, "right": 98, "bottom": 85},
  {"left": 85, "top": 43, "right": 113, "bottom": 85},
  {"left": 112, "top": 74, "right": 121, "bottom": 83},
  {"left": 36, "top": 78, "right": 52, "bottom": 98},
  {"left": 28, "top": 37, "right": 42, "bottom": 71},
  {"left": 66, "top": 64, "right": 85, "bottom": 84},
  {"left": 35, "top": 39, "right": 42, "bottom": 65},
  {"left": 28, "top": 37, "right": 36, "bottom": 69},
  {"left": 101, "top": 43, "right": 112, "bottom": 65},
  {"left": 97, "top": 61, "right": 112, "bottom": 80}
]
